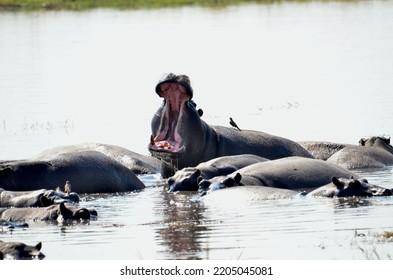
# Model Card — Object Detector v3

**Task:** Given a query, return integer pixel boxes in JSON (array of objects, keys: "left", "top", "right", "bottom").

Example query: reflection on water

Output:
[{"left": 1, "top": 1, "right": 393, "bottom": 260}]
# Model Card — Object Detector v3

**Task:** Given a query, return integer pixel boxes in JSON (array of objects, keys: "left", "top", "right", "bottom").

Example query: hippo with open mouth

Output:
[{"left": 148, "top": 73, "right": 313, "bottom": 177}]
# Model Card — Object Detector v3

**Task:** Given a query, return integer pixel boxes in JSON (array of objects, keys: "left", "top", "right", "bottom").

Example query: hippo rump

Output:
[
  {"left": 298, "top": 141, "right": 354, "bottom": 161},
  {"left": 307, "top": 176, "right": 393, "bottom": 198},
  {"left": 0, "top": 240, "right": 45, "bottom": 260},
  {"left": 0, "top": 202, "right": 96, "bottom": 222},
  {"left": 327, "top": 136, "right": 393, "bottom": 169},
  {"left": 148, "top": 73, "right": 313, "bottom": 177},
  {"left": 0, "top": 188, "right": 79, "bottom": 208},
  {"left": 0, "top": 150, "right": 145, "bottom": 193},
  {"left": 168, "top": 154, "right": 268, "bottom": 192},
  {"left": 198, "top": 156, "right": 357, "bottom": 194},
  {"left": 30, "top": 143, "right": 161, "bottom": 174}
]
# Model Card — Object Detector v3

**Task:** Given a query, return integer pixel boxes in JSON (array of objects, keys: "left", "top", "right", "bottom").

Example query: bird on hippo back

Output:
[{"left": 148, "top": 73, "right": 313, "bottom": 178}]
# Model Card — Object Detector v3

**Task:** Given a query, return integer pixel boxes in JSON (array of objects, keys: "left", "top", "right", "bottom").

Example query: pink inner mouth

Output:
[{"left": 150, "top": 82, "right": 190, "bottom": 153}]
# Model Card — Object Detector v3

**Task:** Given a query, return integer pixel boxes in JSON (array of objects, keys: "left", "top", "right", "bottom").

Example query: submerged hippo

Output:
[
  {"left": 307, "top": 176, "right": 393, "bottom": 198},
  {"left": 0, "top": 241, "right": 45, "bottom": 260},
  {"left": 0, "top": 188, "right": 79, "bottom": 207},
  {"left": 0, "top": 150, "right": 145, "bottom": 193},
  {"left": 327, "top": 136, "right": 393, "bottom": 169},
  {"left": 148, "top": 73, "right": 313, "bottom": 177},
  {"left": 299, "top": 141, "right": 353, "bottom": 161},
  {"left": 0, "top": 202, "right": 95, "bottom": 222},
  {"left": 168, "top": 154, "right": 268, "bottom": 192},
  {"left": 198, "top": 156, "right": 356, "bottom": 194},
  {"left": 30, "top": 143, "right": 161, "bottom": 174}
]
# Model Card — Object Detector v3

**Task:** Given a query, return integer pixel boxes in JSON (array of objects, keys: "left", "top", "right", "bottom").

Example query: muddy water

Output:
[{"left": 1, "top": 1, "right": 393, "bottom": 259}]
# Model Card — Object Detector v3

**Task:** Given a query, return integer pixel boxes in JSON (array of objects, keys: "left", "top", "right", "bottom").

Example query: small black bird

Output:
[{"left": 229, "top": 117, "right": 241, "bottom": 131}]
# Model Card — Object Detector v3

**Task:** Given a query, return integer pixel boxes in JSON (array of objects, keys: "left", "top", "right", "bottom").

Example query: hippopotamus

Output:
[
  {"left": 168, "top": 154, "right": 268, "bottom": 192},
  {"left": 148, "top": 73, "right": 313, "bottom": 177},
  {"left": 0, "top": 150, "right": 145, "bottom": 193},
  {"left": 0, "top": 240, "right": 45, "bottom": 260},
  {"left": 0, "top": 188, "right": 79, "bottom": 207},
  {"left": 307, "top": 176, "right": 393, "bottom": 198},
  {"left": 30, "top": 143, "right": 161, "bottom": 174},
  {"left": 0, "top": 202, "right": 95, "bottom": 222},
  {"left": 327, "top": 136, "right": 393, "bottom": 169},
  {"left": 298, "top": 141, "right": 354, "bottom": 160},
  {"left": 198, "top": 156, "right": 357, "bottom": 194}
]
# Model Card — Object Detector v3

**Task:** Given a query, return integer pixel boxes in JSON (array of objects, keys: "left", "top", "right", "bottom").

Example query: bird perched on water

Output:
[{"left": 229, "top": 117, "right": 242, "bottom": 131}]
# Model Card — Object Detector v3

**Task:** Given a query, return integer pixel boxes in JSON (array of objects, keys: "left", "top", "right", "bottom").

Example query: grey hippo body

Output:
[
  {"left": 0, "top": 202, "right": 95, "bottom": 222},
  {"left": 168, "top": 154, "right": 268, "bottom": 192},
  {"left": 30, "top": 143, "right": 161, "bottom": 174},
  {"left": 0, "top": 188, "right": 79, "bottom": 207},
  {"left": 148, "top": 73, "right": 313, "bottom": 178},
  {"left": 327, "top": 136, "right": 393, "bottom": 169},
  {"left": 201, "top": 176, "right": 392, "bottom": 202},
  {"left": 0, "top": 241, "right": 45, "bottom": 260},
  {"left": 0, "top": 150, "right": 145, "bottom": 193},
  {"left": 198, "top": 156, "right": 357, "bottom": 194},
  {"left": 299, "top": 141, "right": 354, "bottom": 161}
]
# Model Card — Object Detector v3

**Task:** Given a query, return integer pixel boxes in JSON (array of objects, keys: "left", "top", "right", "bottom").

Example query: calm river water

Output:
[{"left": 1, "top": 1, "right": 393, "bottom": 259}]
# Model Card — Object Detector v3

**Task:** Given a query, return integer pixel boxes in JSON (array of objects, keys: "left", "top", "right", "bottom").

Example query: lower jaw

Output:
[{"left": 149, "top": 146, "right": 186, "bottom": 161}]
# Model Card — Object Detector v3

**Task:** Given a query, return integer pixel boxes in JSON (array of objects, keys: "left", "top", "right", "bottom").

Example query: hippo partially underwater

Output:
[
  {"left": 0, "top": 150, "right": 145, "bottom": 193},
  {"left": 0, "top": 188, "right": 79, "bottom": 207},
  {"left": 168, "top": 154, "right": 268, "bottom": 192},
  {"left": 198, "top": 157, "right": 357, "bottom": 194},
  {"left": 201, "top": 176, "right": 392, "bottom": 201},
  {"left": 0, "top": 202, "right": 96, "bottom": 222},
  {"left": 327, "top": 136, "right": 393, "bottom": 169},
  {"left": 0, "top": 240, "right": 45, "bottom": 260},
  {"left": 148, "top": 73, "right": 313, "bottom": 177}
]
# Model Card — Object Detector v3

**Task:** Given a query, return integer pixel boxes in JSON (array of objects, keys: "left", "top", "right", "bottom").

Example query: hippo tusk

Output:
[{"left": 150, "top": 135, "right": 155, "bottom": 145}]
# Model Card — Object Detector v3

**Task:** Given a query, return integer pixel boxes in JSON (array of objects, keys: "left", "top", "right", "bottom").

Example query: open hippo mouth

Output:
[{"left": 149, "top": 74, "right": 193, "bottom": 160}]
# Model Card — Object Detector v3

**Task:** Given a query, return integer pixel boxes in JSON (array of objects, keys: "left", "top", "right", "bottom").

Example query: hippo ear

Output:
[
  {"left": 197, "top": 176, "right": 204, "bottom": 184},
  {"left": 383, "top": 137, "right": 390, "bottom": 145},
  {"left": 332, "top": 177, "right": 343, "bottom": 188},
  {"left": 198, "top": 109, "right": 204, "bottom": 117},
  {"left": 58, "top": 202, "right": 70, "bottom": 216},
  {"left": 35, "top": 242, "right": 42, "bottom": 251},
  {"left": 359, "top": 138, "right": 366, "bottom": 146},
  {"left": 234, "top": 173, "right": 242, "bottom": 184}
]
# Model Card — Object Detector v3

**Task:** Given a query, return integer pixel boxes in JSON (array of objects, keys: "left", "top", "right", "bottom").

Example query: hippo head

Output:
[
  {"left": 0, "top": 241, "right": 45, "bottom": 260},
  {"left": 311, "top": 177, "right": 393, "bottom": 198},
  {"left": 56, "top": 202, "right": 91, "bottom": 222},
  {"left": 148, "top": 73, "right": 205, "bottom": 177},
  {"left": 198, "top": 173, "right": 242, "bottom": 196},
  {"left": 359, "top": 136, "right": 393, "bottom": 154},
  {"left": 167, "top": 167, "right": 202, "bottom": 192}
]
